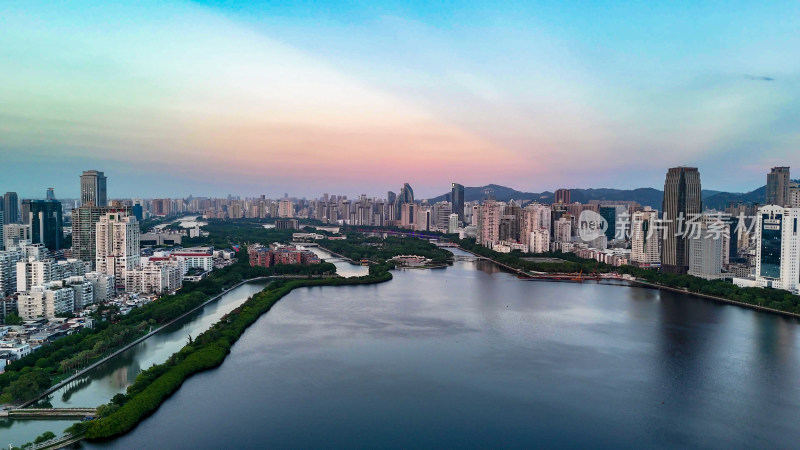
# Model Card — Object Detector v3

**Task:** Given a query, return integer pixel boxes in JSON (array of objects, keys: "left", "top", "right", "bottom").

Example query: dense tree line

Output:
[
  {"left": 181, "top": 218, "right": 328, "bottom": 248},
  {"left": 323, "top": 235, "right": 453, "bottom": 265}
]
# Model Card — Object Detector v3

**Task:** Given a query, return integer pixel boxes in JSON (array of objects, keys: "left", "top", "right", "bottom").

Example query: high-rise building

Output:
[
  {"left": 0, "top": 247, "right": 24, "bottom": 296},
  {"left": 451, "top": 183, "right": 465, "bottom": 224},
  {"left": 400, "top": 183, "right": 414, "bottom": 203},
  {"left": 96, "top": 211, "right": 140, "bottom": 291},
  {"left": 20, "top": 199, "right": 32, "bottom": 225},
  {"left": 631, "top": 207, "right": 660, "bottom": 266},
  {"left": 554, "top": 217, "right": 572, "bottom": 243},
  {"left": 529, "top": 229, "right": 550, "bottom": 253},
  {"left": 72, "top": 206, "right": 128, "bottom": 269},
  {"left": 448, "top": 213, "right": 459, "bottom": 234},
  {"left": 132, "top": 203, "right": 144, "bottom": 221},
  {"left": 598, "top": 206, "right": 617, "bottom": 241},
  {"left": 3, "top": 192, "right": 19, "bottom": 224},
  {"left": 790, "top": 182, "right": 800, "bottom": 208},
  {"left": 520, "top": 203, "right": 547, "bottom": 247},
  {"left": 688, "top": 216, "right": 726, "bottom": 280},
  {"left": 395, "top": 183, "right": 414, "bottom": 222},
  {"left": 46, "top": 188, "right": 55, "bottom": 201},
  {"left": 661, "top": 167, "right": 702, "bottom": 274},
  {"left": 30, "top": 199, "right": 64, "bottom": 251},
  {"left": 277, "top": 200, "right": 294, "bottom": 218},
  {"left": 400, "top": 203, "right": 418, "bottom": 229},
  {"left": 433, "top": 202, "right": 452, "bottom": 229},
  {"left": 554, "top": 189, "right": 571, "bottom": 204},
  {"left": 754, "top": 205, "right": 800, "bottom": 293},
  {"left": 0, "top": 211, "right": 3, "bottom": 251},
  {"left": 18, "top": 284, "right": 75, "bottom": 320},
  {"left": 477, "top": 200, "right": 502, "bottom": 247},
  {"left": 16, "top": 258, "right": 54, "bottom": 293},
  {"left": 766, "top": 166, "right": 791, "bottom": 206},
  {"left": 80, "top": 170, "right": 108, "bottom": 207}
]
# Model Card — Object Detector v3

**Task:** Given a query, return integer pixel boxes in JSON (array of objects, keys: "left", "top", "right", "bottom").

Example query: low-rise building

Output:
[{"left": 249, "top": 244, "right": 320, "bottom": 268}]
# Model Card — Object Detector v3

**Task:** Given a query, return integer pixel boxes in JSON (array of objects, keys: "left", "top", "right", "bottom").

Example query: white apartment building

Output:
[
  {"left": 553, "top": 218, "right": 572, "bottom": 243},
  {"left": 790, "top": 182, "right": 800, "bottom": 208},
  {"left": 96, "top": 212, "right": 140, "bottom": 290},
  {"left": 529, "top": 229, "right": 551, "bottom": 253},
  {"left": 125, "top": 261, "right": 182, "bottom": 295},
  {"left": 18, "top": 284, "right": 75, "bottom": 320},
  {"left": 53, "top": 259, "right": 86, "bottom": 280},
  {"left": 65, "top": 277, "right": 95, "bottom": 309},
  {"left": 754, "top": 205, "right": 800, "bottom": 293},
  {"left": 16, "top": 258, "right": 53, "bottom": 293},
  {"left": 85, "top": 271, "right": 115, "bottom": 302},
  {"left": 20, "top": 243, "right": 49, "bottom": 261},
  {"left": 448, "top": 213, "right": 459, "bottom": 234},
  {"left": 0, "top": 247, "right": 23, "bottom": 296},
  {"left": 688, "top": 217, "right": 726, "bottom": 280},
  {"left": 630, "top": 207, "right": 660, "bottom": 266},
  {"left": 3, "top": 224, "right": 31, "bottom": 250},
  {"left": 520, "top": 203, "right": 551, "bottom": 248}
]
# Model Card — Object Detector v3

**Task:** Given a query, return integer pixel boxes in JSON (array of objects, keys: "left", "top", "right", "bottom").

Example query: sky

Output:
[{"left": 2, "top": 0, "right": 799, "bottom": 199}]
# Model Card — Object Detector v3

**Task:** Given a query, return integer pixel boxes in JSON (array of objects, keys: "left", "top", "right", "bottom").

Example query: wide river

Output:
[
  {"left": 2, "top": 246, "right": 364, "bottom": 446},
  {"left": 1, "top": 280, "right": 270, "bottom": 446},
  {"left": 77, "top": 248, "right": 800, "bottom": 449}
]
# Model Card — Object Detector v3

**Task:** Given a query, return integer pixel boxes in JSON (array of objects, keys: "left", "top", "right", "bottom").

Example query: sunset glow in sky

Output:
[{"left": 2, "top": 0, "right": 799, "bottom": 198}]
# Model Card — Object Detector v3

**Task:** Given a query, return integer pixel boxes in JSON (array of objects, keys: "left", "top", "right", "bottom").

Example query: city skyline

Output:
[
  {"left": 2, "top": 167, "right": 797, "bottom": 202},
  {"left": 5, "top": 2, "right": 800, "bottom": 447},
  {"left": 3, "top": 1, "right": 800, "bottom": 198}
]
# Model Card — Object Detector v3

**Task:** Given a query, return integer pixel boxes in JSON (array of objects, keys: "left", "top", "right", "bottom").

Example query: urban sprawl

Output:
[{"left": 0, "top": 166, "right": 798, "bottom": 371}]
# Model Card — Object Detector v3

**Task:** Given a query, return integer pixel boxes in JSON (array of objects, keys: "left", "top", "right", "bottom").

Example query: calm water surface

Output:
[
  {"left": 1, "top": 280, "right": 268, "bottom": 446},
  {"left": 92, "top": 249, "right": 800, "bottom": 449},
  {"left": 2, "top": 247, "right": 359, "bottom": 445}
]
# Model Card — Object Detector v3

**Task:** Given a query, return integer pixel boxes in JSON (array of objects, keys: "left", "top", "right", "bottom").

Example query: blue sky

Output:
[{"left": 2, "top": 0, "right": 799, "bottom": 199}]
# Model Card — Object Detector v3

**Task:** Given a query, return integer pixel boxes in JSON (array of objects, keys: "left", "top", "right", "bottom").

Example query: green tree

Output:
[
  {"left": 4, "top": 312, "right": 23, "bottom": 325},
  {"left": 34, "top": 431, "right": 56, "bottom": 444}
]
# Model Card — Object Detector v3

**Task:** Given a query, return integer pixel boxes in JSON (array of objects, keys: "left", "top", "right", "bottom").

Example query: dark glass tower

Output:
[
  {"left": 758, "top": 212, "right": 782, "bottom": 278},
  {"left": 599, "top": 206, "right": 617, "bottom": 241},
  {"left": 661, "top": 167, "right": 702, "bottom": 274},
  {"left": 3, "top": 192, "right": 19, "bottom": 224},
  {"left": 451, "top": 182, "right": 465, "bottom": 224},
  {"left": 30, "top": 199, "right": 64, "bottom": 251}
]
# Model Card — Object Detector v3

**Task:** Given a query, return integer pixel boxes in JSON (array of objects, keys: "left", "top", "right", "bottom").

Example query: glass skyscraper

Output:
[
  {"left": 451, "top": 182, "right": 465, "bottom": 224},
  {"left": 30, "top": 199, "right": 63, "bottom": 251},
  {"left": 661, "top": 167, "right": 702, "bottom": 274}
]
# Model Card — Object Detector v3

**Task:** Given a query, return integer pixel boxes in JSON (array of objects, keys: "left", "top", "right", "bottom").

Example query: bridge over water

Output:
[{"left": 452, "top": 254, "right": 486, "bottom": 262}]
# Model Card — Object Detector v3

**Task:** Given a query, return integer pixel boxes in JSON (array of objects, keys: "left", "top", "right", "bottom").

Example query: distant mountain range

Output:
[{"left": 426, "top": 183, "right": 781, "bottom": 210}]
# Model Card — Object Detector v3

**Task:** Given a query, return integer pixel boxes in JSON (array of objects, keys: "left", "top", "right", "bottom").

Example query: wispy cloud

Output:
[{"left": 745, "top": 74, "right": 775, "bottom": 81}]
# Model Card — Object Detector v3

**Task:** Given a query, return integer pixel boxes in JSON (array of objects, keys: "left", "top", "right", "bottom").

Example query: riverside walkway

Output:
[{"left": 1, "top": 408, "right": 97, "bottom": 419}]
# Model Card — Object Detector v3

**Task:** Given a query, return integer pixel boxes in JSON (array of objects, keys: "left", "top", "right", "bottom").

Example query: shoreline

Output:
[
  {"left": 451, "top": 245, "right": 800, "bottom": 321},
  {"left": 11, "top": 278, "right": 270, "bottom": 410}
]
